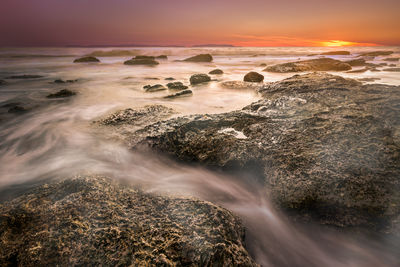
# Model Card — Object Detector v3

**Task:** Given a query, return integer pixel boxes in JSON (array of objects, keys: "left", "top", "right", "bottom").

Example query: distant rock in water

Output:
[
  {"left": 73, "top": 56, "right": 100, "bottom": 63},
  {"left": 124, "top": 57, "right": 159, "bottom": 66},
  {"left": 359, "top": 51, "right": 393, "bottom": 57},
  {"left": 209, "top": 69, "right": 224, "bottom": 75},
  {"left": 164, "top": 89, "right": 193, "bottom": 99},
  {"left": 0, "top": 80, "right": 6, "bottom": 85},
  {"left": 383, "top": 57, "right": 399, "bottom": 62},
  {"left": 0, "top": 176, "right": 256, "bottom": 266},
  {"left": 156, "top": 55, "right": 168, "bottom": 59},
  {"left": 383, "top": 67, "right": 400, "bottom": 72},
  {"left": 7, "top": 105, "right": 27, "bottom": 114},
  {"left": 143, "top": 84, "right": 167, "bottom": 92},
  {"left": 244, "top": 72, "right": 264, "bottom": 82},
  {"left": 345, "top": 58, "right": 366, "bottom": 67},
  {"left": 263, "top": 58, "right": 352, "bottom": 73},
  {"left": 259, "top": 63, "right": 267, "bottom": 67},
  {"left": 183, "top": 54, "right": 213, "bottom": 62},
  {"left": 46, "top": 89, "right": 76, "bottom": 98},
  {"left": 5, "top": 74, "right": 44, "bottom": 79},
  {"left": 190, "top": 74, "right": 211, "bottom": 85},
  {"left": 53, "top": 79, "right": 77, "bottom": 84},
  {"left": 166, "top": 82, "right": 188, "bottom": 90},
  {"left": 165, "top": 77, "right": 175, "bottom": 81},
  {"left": 320, "top": 51, "right": 351, "bottom": 55}
]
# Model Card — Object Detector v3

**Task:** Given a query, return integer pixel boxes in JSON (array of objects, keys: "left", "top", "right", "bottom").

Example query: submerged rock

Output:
[
  {"left": 53, "top": 79, "right": 77, "bottom": 84},
  {"left": 345, "top": 58, "right": 366, "bottom": 67},
  {"left": 73, "top": 56, "right": 100, "bottom": 63},
  {"left": 7, "top": 105, "right": 28, "bottom": 114},
  {"left": 264, "top": 58, "right": 352, "bottom": 73},
  {"left": 0, "top": 176, "right": 257, "bottom": 266},
  {"left": 167, "top": 82, "right": 188, "bottom": 90},
  {"left": 183, "top": 54, "right": 213, "bottom": 62},
  {"left": 131, "top": 73, "right": 400, "bottom": 232},
  {"left": 359, "top": 51, "right": 393, "bottom": 57},
  {"left": 143, "top": 84, "right": 167, "bottom": 92},
  {"left": 383, "top": 68, "right": 400, "bottom": 72},
  {"left": 209, "top": 69, "right": 224, "bottom": 75},
  {"left": 190, "top": 74, "right": 211, "bottom": 85},
  {"left": 164, "top": 89, "right": 193, "bottom": 99},
  {"left": 124, "top": 57, "right": 159, "bottom": 66},
  {"left": 383, "top": 58, "right": 399, "bottom": 62},
  {"left": 244, "top": 72, "right": 264, "bottom": 82},
  {"left": 5, "top": 75, "right": 44, "bottom": 79},
  {"left": 165, "top": 77, "right": 175, "bottom": 81},
  {"left": 46, "top": 89, "right": 76, "bottom": 98}
]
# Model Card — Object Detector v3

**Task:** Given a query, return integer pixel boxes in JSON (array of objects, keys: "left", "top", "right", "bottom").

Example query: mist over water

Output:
[{"left": 1, "top": 46, "right": 400, "bottom": 266}]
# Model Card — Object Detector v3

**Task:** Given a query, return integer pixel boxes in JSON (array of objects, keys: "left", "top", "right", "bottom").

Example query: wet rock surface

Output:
[
  {"left": 167, "top": 82, "right": 188, "bottom": 90},
  {"left": 209, "top": 69, "right": 224, "bottom": 75},
  {"left": 0, "top": 176, "right": 257, "bottom": 266},
  {"left": 183, "top": 54, "right": 213, "bottom": 62},
  {"left": 190, "top": 74, "right": 211, "bottom": 85},
  {"left": 243, "top": 72, "right": 264, "bottom": 82},
  {"left": 165, "top": 90, "right": 193, "bottom": 99},
  {"left": 263, "top": 58, "right": 352, "bottom": 73},
  {"left": 143, "top": 84, "right": 167, "bottom": 92},
  {"left": 46, "top": 89, "right": 76, "bottom": 98},
  {"left": 127, "top": 73, "right": 400, "bottom": 232},
  {"left": 124, "top": 57, "right": 159, "bottom": 66},
  {"left": 219, "top": 81, "right": 263, "bottom": 90},
  {"left": 73, "top": 56, "right": 100, "bottom": 63}
]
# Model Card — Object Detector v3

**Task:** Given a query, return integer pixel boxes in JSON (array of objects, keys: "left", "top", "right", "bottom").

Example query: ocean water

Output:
[{"left": 0, "top": 46, "right": 399, "bottom": 266}]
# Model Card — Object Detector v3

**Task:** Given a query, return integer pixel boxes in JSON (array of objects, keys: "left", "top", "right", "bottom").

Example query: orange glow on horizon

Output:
[{"left": 318, "top": 40, "right": 379, "bottom": 47}]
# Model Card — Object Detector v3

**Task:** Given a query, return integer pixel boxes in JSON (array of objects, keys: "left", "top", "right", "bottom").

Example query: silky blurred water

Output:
[{"left": 0, "top": 46, "right": 399, "bottom": 266}]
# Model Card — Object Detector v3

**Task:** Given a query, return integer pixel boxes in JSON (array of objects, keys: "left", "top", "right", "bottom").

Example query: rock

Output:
[
  {"left": 345, "top": 58, "right": 366, "bottom": 67},
  {"left": 5, "top": 75, "right": 43, "bottom": 79},
  {"left": 46, "top": 89, "right": 76, "bottom": 98},
  {"left": 190, "top": 74, "right": 211, "bottom": 85},
  {"left": 359, "top": 51, "right": 393, "bottom": 57},
  {"left": 73, "top": 56, "right": 100, "bottom": 63},
  {"left": 98, "top": 105, "right": 175, "bottom": 127},
  {"left": 383, "top": 58, "right": 399, "bottom": 62},
  {"left": 358, "top": 77, "right": 381, "bottom": 82},
  {"left": 7, "top": 105, "right": 27, "bottom": 114},
  {"left": 183, "top": 54, "right": 213, "bottom": 62},
  {"left": 166, "top": 82, "right": 188, "bottom": 90},
  {"left": 134, "top": 55, "right": 156, "bottom": 60},
  {"left": 389, "top": 64, "right": 397, "bottom": 67},
  {"left": 124, "top": 57, "right": 159, "bottom": 66},
  {"left": 164, "top": 89, "right": 193, "bottom": 99},
  {"left": 165, "top": 77, "right": 175, "bottom": 81},
  {"left": 383, "top": 68, "right": 400, "bottom": 72},
  {"left": 131, "top": 73, "right": 400, "bottom": 232},
  {"left": 263, "top": 58, "right": 352, "bottom": 73},
  {"left": 156, "top": 55, "right": 168, "bottom": 59},
  {"left": 259, "top": 63, "right": 267, "bottom": 67},
  {"left": 143, "top": 84, "right": 167, "bottom": 92},
  {"left": 0, "top": 176, "right": 257, "bottom": 266},
  {"left": 53, "top": 79, "right": 77, "bottom": 84},
  {"left": 220, "top": 81, "right": 262, "bottom": 90},
  {"left": 320, "top": 51, "right": 350, "bottom": 55},
  {"left": 209, "top": 69, "right": 223, "bottom": 75},
  {"left": 243, "top": 72, "right": 264, "bottom": 83}
]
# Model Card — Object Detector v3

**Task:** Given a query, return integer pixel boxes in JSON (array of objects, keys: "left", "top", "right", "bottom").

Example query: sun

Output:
[{"left": 319, "top": 40, "right": 357, "bottom": 47}]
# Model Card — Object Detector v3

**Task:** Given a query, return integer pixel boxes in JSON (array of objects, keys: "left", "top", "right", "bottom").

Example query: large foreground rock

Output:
[
  {"left": 130, "top": 73, "right": 400, "bottom": 232},
  {"left": 0, "top": 176, "right": 257, "bottom": 266},
  {"left": 183, "top": 54, "right": 213, "bottom": 62},
  {"left": 263, "top": 58, "right": 352, "bottom": 73}
]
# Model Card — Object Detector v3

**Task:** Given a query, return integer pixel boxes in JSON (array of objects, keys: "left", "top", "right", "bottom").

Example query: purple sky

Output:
[{"left": 1, "top": 0, "right": 399, "bottom": 46}]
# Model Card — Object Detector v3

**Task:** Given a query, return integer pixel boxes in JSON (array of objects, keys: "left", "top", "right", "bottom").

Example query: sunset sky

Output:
[{"left": 1, "top": 0, "right": 399, "bottom": 47}]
